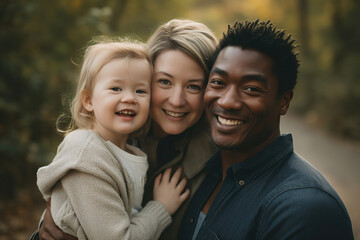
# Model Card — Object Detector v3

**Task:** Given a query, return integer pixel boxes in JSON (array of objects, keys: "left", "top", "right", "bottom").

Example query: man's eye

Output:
[
  {"left": 244, "top": 87, "right": 261, "bottom": 92},
  {"left": 210, "top": 79, "right": 224, "bottom": 86},
  {"left": 111, "top": 87, "right": 121, "bottom": 92}
]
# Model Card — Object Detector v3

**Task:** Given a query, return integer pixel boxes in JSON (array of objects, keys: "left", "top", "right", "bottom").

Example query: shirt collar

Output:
[{"left": 207, "top": 134, "right": 294, "bottom": 182}]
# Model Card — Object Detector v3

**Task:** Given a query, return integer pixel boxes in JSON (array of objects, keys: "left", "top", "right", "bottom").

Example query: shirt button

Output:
[
  {"left": 190, "top": 218, "right": 194, "bottom": 223},
  {"left": 238, "top": 180, "right": 245, "bottom": 186}
]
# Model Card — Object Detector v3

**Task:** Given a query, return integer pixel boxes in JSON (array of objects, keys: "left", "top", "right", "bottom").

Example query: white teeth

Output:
[
  {"left": 118, "top": 110, "right": 135, "bottom": 115},
  {"left": 218, "top": 116, "right": 243, "bottom": 126},
  {"left": 165, "top": 110, "right": 185, "bottom": 117}
]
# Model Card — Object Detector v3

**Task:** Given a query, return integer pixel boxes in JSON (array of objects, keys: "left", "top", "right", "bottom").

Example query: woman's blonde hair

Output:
[
  {"left": 147, "top": 19, "right": 218, "bottom": 78},
  {"left": 58, "top": 37, "right": 151, "bottom": 135}
]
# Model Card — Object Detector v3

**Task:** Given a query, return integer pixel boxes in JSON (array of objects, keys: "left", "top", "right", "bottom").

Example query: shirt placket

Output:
[{"left": 197, "top": 171, "right": 242, "bottom": 238}]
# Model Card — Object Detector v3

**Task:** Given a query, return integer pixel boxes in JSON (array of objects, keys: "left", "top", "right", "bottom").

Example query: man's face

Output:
[{"left": 204, "top": 46, "right": 291, "bottom": 153}]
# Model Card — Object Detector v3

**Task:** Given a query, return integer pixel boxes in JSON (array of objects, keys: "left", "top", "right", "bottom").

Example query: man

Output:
[{"left": 179, "top": 20, "right": 354, "bottom": 240}]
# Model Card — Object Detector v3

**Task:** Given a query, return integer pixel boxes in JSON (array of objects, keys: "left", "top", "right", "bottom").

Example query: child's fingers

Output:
[
  {"left": 176, "top": 177, "right": 188, "bottom": 191},
  {"left": 162, "top": 168, "right": 172, "bottom": 182},
  {"left": 154, "top": 173, "right": 162, "bottom": 187},
  {"left": 170, "top": 167, "right": 183, "bottom": 185},
  {"left": 180, "top": 188, "right": 190, "bottom": 202}
]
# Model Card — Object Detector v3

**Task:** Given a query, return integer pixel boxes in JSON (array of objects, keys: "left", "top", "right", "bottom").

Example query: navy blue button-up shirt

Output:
[{"left": 180, "top": 134, "right": 354, "bottom": 240}]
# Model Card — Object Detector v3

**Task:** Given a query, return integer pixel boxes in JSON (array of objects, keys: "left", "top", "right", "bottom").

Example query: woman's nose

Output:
[{"left": 168, "top": 87, "right": 186, "bottom": 107}]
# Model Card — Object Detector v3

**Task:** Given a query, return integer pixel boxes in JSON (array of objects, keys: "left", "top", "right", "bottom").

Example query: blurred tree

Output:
[
  {"left": 298, "top": 0, "right": 309, "bottom": 55},
  {"left": 322, "top": 0, "right": 360, "bottom": 138},
  {"left": 0, "top": 0, "right": 185, "bottom": 200}
]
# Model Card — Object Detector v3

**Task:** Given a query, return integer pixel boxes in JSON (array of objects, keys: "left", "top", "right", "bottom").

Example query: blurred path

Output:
[{"left": 281, "top": 113, "right": 360, "bottom": 240}]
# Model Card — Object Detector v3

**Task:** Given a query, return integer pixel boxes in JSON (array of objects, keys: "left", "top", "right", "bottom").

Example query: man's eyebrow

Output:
[
  {"left": 210, "top": 68, "right": 268, "bottom": 83},
  {"left": 243, "top": 74, "right": 268, "bottom": 83},
  {"left": 210, "top": 67, "right": 228, "bottom": 76}
]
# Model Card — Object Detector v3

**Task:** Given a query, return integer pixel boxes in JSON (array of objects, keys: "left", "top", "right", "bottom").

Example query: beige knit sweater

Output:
[{"left": 37, "top": 129, "right": 171, "bottom": 240}]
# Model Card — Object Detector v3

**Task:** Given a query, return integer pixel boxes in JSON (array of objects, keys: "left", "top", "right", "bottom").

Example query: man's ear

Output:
[
  {"left": 81, "top": 90, "right": 93, "bottom": 112},
  {"left": 280, "top": 90, "right": 293, "bottom": 115}
]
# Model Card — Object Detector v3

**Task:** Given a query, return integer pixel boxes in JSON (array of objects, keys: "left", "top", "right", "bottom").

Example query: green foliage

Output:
[
  {"left": 292, "top": 0, "right": 360, "bottom": 139},
  {"left": 0, "top": 0, "right": 185, "bottom": 200}
]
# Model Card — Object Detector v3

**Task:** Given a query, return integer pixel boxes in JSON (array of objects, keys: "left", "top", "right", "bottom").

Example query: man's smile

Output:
[{"left": 217, "top": 115, "right": 244, "bottom": 126}]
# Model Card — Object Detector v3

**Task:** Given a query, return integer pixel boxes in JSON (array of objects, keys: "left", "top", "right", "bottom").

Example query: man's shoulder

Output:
[
  {"left": 261, "top": 153, "right": 351, "bottom": 224},
  {"left": 277, "top": 152, "right": 334, "bottom": 190},
  {"left": 258, "top": 186, "right": 353, "bottom": 239},
  {"left": 262, "top": 152, "right": 345, "bottom": 209}
]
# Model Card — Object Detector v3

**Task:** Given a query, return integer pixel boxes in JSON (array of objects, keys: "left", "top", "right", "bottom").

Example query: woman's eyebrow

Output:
[{"left": 154, "top": 71, "right": 174, "bottom": 78}]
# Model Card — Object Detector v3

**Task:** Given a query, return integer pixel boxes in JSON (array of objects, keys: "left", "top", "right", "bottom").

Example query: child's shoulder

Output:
[
  {"left": 58, "top": 129, "right": 101, "bottom": 152},
  {"left": 64, "top": 129, "right": 97, "bottom": 143}
]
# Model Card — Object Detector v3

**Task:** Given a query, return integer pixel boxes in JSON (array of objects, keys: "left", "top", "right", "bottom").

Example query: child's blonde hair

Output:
[{"left": 59, "top": 37, "right": 151, "bottom": 135}]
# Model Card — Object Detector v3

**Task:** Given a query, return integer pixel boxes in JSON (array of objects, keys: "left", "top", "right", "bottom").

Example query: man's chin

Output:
[{"left": 212, "top": 138, "right": 242, "bottom": 151}]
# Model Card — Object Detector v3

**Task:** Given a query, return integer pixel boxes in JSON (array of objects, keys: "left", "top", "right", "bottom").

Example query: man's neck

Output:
[{"left": 220, "top": 133, "right": 280, "bottom": 180}]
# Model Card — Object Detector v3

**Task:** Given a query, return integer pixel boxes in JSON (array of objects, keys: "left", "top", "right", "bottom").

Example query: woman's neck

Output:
[{"left": 152, "top": 122, "right": 169, "bottom": 139}]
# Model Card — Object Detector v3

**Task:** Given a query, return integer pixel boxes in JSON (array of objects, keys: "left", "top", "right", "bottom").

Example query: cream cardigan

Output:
[{"left": 37, "top": 129, "right": 171, "bottom": 240}]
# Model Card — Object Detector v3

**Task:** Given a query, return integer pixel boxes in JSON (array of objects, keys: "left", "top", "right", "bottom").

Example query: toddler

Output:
[{"left": 36, "top": 38, "right": 189, "bottom": 240}]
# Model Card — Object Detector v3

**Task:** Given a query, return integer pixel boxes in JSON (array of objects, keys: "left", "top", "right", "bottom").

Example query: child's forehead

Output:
[{"left": 95, "top": 58, "right": 152, "bottom": 85}]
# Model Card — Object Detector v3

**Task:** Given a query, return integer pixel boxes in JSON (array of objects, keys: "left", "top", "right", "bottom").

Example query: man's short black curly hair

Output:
[{"left": 212, "top": 20, "right": 299, "bottom": 95}]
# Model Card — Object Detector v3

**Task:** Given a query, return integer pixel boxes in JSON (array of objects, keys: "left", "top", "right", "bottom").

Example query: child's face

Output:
[{"left": 83, "top": 58, "right": 151, "bottom": 147}]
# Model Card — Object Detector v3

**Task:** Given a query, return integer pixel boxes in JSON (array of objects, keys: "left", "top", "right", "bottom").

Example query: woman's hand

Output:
[
  {"left": 39, "top": 199, "right": 77, "bottom": 240},
  {"left": 153, "top": 167, "right": 190, "bottom": 215}
]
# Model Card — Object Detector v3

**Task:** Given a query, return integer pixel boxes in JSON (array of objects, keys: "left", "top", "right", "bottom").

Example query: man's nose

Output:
[{"left": 217, "top": 86, "right": 242, "bottom": 109}]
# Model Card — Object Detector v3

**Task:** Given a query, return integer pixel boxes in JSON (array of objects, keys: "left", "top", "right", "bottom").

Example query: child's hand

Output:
[{"left": 153, "top": 167, "right": 190, "bottom": 215}]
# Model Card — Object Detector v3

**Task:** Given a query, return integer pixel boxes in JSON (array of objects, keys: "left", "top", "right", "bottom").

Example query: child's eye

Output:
[
  {"left": 111, "top": 87, "right": 122, "bottom": 92},
  {"left": 136, "top": 89, "right": 147, "bottom": 94}
]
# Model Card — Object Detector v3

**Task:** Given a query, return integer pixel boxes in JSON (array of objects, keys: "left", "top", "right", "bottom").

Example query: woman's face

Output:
[{"left": 151, "top": 50, "right": 206, "bottom": 138}]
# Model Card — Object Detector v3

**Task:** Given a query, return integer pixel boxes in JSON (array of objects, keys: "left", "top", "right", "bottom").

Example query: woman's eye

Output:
[
  {"left": 158, "top": 79, "right": 171, "bottom": 85},
  {"left": 188, "top": 84, "right": 201, "bottom": 91},
  {"left": 111, "top": 87, "right": 121, "bottom": 92}
]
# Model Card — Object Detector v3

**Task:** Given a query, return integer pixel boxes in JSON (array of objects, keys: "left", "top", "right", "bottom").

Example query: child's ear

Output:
[
  {"left": 280, "top": 90, "right": 293, "bottom": 115},
  {"left": 81, "top": 90, "right": 93, "bottom": 112}
]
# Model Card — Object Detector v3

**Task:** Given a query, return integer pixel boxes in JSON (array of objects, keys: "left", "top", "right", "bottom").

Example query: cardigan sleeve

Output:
[{"left": 61, "top": 169, "right": 172, "bottom": 240}]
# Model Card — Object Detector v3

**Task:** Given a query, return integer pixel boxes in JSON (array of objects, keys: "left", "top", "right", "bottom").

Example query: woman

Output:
[{"left": 35, "top": 19, "right": 218, "bottom": 240}]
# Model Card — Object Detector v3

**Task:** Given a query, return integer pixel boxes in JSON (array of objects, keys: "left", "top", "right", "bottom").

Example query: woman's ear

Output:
[
  {"left": 280, "top": 90, "right": 293, "bottom": 115},
  {"left": 81, "top": 90, "right": 93, "bottom": 112}
]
